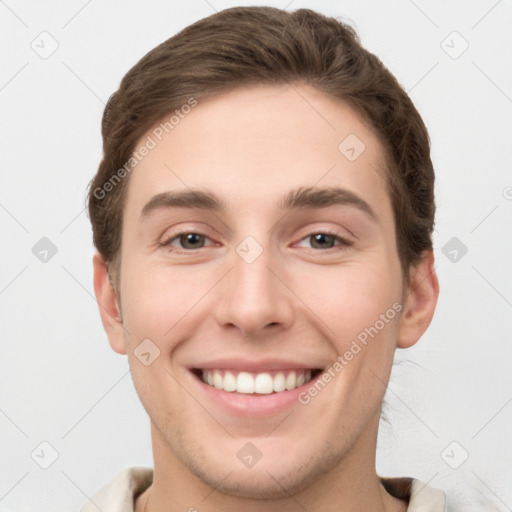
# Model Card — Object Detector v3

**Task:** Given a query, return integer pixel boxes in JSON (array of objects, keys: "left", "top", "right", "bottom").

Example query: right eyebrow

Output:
[{"left": 140, "top": 190, "right": 226, "bottom": 221}]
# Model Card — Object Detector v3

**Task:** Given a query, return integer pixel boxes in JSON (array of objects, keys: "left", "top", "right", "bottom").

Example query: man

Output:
[{"left": 84, "top": 6, "right": 443, "bottom": 511}]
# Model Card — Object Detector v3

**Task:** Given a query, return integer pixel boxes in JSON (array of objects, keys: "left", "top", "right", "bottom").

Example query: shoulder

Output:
[
  {"left": 80, "top": 467, "right": 153, "bottom": 512},
  {"left": 380, "top": 474, "right": 504, "bottom": 512},
  {"left": 380, "top": 475, "right": 445, "bottom": 511}
]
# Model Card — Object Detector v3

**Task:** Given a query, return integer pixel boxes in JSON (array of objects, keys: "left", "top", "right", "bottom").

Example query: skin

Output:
[{"left": 93, "top": 83, "right": 439, "bottom": 512}]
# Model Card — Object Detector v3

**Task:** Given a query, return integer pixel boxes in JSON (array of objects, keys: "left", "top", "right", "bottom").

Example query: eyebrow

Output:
[{"left": 140, "top": 186, "right": 377, "bottom": 222}]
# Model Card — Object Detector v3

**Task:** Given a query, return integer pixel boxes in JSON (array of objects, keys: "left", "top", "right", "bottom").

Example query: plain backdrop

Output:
[{"left": 1, "top": 0, "right": 511, "bottom": 510}]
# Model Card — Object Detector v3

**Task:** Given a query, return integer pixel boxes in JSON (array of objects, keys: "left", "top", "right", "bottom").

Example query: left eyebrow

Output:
[
  {"left": 139, "top": 186, "right": 378, "bottom": 222},
  {"left": 279, "top": 186, "right": 377, "bottom": 221}
]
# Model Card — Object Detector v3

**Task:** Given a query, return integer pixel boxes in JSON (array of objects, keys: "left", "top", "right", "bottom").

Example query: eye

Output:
[
  {"left": 159, "top": 231, "right": 351, "bottom": 253},
  {"left": 160, "top": 232, "right": 214, "bottom": 252},
  {"left": 296, "top": 232, "right": 352, "bottom": 250}
]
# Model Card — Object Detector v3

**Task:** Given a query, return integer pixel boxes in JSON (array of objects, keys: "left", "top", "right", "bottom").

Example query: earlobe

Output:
[
  {"left": 92, "top": 251, "right": 127, "bottom": 355},
  {"left": 396, "top": 250, "right": 439, "bottom": 349}
]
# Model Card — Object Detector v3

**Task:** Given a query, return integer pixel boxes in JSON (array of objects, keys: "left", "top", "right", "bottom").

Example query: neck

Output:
[{"left": 136, "top": 416, "right": 406, "bottom": 512}]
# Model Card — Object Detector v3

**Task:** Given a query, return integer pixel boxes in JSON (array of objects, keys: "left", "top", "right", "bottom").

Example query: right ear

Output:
[{"left": 92, "top": 251, "right": 127, "bottom": 355}]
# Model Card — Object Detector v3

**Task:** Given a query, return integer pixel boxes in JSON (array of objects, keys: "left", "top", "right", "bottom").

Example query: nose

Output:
[{"left": 212, "top": 239, "right": 295, "bottom": 339}]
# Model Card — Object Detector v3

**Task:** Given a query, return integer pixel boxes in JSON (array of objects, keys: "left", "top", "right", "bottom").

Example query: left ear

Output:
[{"left": 397, "top": 249, "right": 439, "bottom": 349}]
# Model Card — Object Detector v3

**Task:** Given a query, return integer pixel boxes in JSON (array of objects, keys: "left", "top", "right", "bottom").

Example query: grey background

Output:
[{"left": 1, "top": 0, "right": 511, "bottom": 510}]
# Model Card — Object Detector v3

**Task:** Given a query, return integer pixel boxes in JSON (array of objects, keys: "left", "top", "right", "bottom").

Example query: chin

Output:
[
  {"left": 193, "top": 466, "right": 309, "bottom": 500},
  {"left": 183, "top": 445, "right": 343, "bottom": 501}
]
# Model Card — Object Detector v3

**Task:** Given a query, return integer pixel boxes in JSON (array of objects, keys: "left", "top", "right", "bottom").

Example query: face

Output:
[{"left": 95, "top": 84, "right": 436, "bottom": 499}]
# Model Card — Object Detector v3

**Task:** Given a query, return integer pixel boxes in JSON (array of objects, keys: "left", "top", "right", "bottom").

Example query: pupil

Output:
[
  {"left": 182, "top": 233, "right": 202, "bottom": 248},
  {"left": 313, "top": 234, "right": 333, "bottom": 248}
]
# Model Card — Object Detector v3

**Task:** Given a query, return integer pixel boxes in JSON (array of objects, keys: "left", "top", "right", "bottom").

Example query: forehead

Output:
[{"left": 124, "top": 84, "right": 391, "bottom": 219}]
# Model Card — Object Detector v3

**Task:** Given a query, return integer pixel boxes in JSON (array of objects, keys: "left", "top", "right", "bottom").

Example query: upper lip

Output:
[{"left": 189, "top": 358, "right": 324, "bottom": 373}]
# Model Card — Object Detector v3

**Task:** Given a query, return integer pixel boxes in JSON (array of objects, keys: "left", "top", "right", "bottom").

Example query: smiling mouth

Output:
[{"left": 191, "top": 368, "right": 323, "bottom": 394}]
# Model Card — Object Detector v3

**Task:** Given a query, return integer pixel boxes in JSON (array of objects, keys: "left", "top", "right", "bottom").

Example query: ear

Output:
[
  {"left": 92, "top": 251, "right": 127, "bottom": 355},
  {"left": 397, "top": 250, "right": 439, "bottom": 349}
]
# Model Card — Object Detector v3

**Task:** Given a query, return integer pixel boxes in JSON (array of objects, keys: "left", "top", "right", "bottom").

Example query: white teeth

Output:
[
  {"left": 285, "top": 372, "right": 296, "bottom": 390},
  {"left": 213, "top": 370, "right": 223, "bottom": 390},
  {"left": 254, "top": 373, "right": 273, "bottom": 394},
  {"left": 273, "top": 372, "right": 286, "bottom": 392},
  {"left": 237, "top": 371, "right": 255, "bottom": 393},
  {"left": 199, "top": 369, "right": 316, "bottom": 394},
  {"left": 223, "top": 371, "right": 237, "bottom": 392}
]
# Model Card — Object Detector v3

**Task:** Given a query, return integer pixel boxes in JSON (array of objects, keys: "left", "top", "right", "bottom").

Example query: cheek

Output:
[
  {"left": 298, "top": 259, "right": 402, "bottom": 339},
  {"left": 293, "top": 261, "right": 403, "bottom": 396},
  {"left": 120, "top": 258, "right": 216, "bottom": 352}
]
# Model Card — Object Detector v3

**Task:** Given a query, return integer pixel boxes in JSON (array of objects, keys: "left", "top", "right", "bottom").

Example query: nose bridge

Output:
[{"left": 213, "top": 234, "right": 293, "bottom": 336}]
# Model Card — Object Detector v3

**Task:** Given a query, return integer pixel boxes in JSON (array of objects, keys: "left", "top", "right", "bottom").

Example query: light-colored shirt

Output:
[{"left": 80, "top": 467, "right": 447, "bottom": 511}]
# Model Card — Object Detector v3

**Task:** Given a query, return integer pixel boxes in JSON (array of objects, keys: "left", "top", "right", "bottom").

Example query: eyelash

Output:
[{"left": 159, "top": 231, "right": 353, "bottom": 253}]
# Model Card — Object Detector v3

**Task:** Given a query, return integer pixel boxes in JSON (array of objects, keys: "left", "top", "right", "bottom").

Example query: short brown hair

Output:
[{"left": 87, "top": 6, "right": 435, "bottom": 291}]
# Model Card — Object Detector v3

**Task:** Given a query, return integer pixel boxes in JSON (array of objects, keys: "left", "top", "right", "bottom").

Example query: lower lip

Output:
[{"left": 187, "top": 370, "right": 322, "bottom": 416}]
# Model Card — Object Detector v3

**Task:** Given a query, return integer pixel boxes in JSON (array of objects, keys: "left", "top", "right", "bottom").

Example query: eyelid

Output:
[
  {"left": 291, "top": 222, "right": 355, "bottom": 244},
  {"left": 158, "top": 222, "right": 214, "bottom": 243},
  {"left": 159, "top": 228, "right": 353, "bottom": 253},
  {"left": 293, "top": 230, "right": 353, "bottom": 249},
  {"left": 159, "top": 231, "right": 215, "bottom": 251}
]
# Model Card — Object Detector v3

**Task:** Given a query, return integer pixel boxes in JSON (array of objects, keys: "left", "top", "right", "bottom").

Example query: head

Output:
[{"left": 90, "top": 6, "right": 438, "bottom": 499}]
